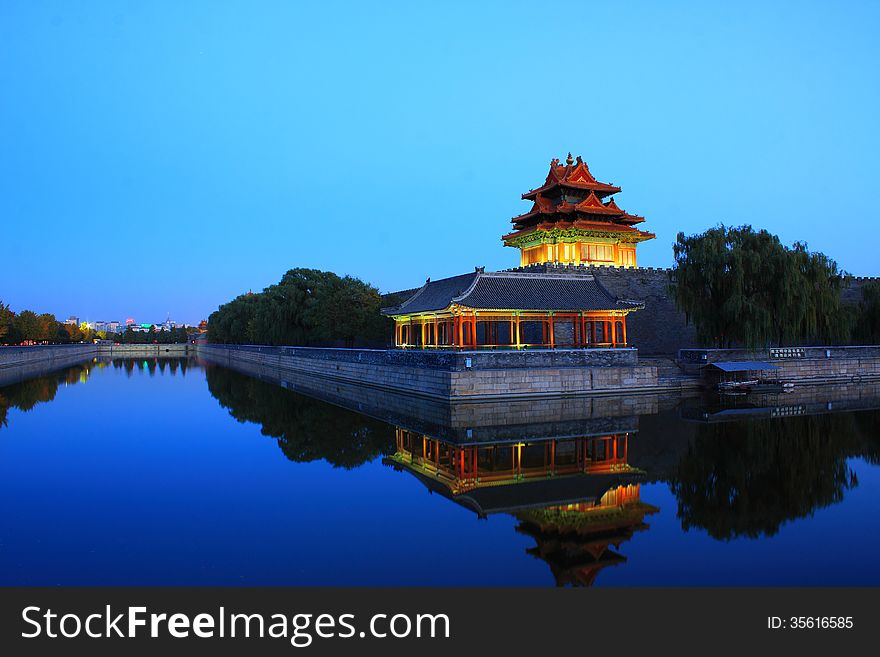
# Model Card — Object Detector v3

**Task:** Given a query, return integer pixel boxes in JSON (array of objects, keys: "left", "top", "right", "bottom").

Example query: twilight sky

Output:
[{"left": 2, "top": 1, "right": 878, "bottom": 324}]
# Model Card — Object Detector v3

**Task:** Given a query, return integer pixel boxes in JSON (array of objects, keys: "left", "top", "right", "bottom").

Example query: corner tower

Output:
[{"left": 503, "top": 153, "right": 655, "bottom": 268}]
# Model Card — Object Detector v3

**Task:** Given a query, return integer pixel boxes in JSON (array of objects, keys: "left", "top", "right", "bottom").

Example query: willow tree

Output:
[{"left": 671, "top": 225, "right": 848, "bottom": 348}]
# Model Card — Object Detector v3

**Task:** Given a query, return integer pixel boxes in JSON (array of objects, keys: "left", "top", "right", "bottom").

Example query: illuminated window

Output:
[{"left": 581, "top": 243, "right": 613, "bottom": 262}]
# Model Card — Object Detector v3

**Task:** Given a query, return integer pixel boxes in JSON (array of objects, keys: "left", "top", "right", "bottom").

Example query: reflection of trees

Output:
[
  {"left": 670, "top": 412, "right": 879, "bottom": 539},
  {"left": 0, "top": 363, "right": 94, "bottom": 428},
  {"left": 109, "top": 358, "right": 190, "bottom": 378},
  {"left": 1, "top": 358, "right": 192, "bottom": 428},
  {"left": 205, "top": 366, "right": 394, "bottom": 469}
]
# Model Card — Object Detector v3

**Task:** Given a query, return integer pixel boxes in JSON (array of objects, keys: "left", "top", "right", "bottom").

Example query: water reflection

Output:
[
  {"left": 3, "top": 358, "right": 880, "bottom": 585},
  {"left": 387, "top": 428, "right": 659, "bottom": 586},
  {"left": 0, "top": 358, "right": 191, "bottom": 428},
  {"left": 200, "top": 362, "right": 880, "bottom": 550},
  {"left": 205, "top": 365, "right": 394, "bottom": 468},
  {"left": 671, "top": 412, "right": 878, "bottom": 539}
]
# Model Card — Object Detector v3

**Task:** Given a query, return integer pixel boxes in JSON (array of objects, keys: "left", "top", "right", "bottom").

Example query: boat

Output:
[{"left": 716, "top": 379, "right": 758, "bottom": 392}]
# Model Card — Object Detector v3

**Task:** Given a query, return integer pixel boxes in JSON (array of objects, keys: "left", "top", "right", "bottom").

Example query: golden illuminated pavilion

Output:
[
  {"left": 504, "top": 153, "right": 655, "bottom": 268},
  {"left": 382, "top": 267, "right": 643, "bottom": 349}
]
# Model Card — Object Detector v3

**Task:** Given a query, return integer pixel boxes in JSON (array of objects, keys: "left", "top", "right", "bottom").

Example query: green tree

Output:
[
  {"left": 305, "top": 273, "right": 386, "bottom": 347},
  {"left": 671, "top": 225, "right": 849, "bottom": 348},
  {"left": 13, "top": 310, "right": 41, "bottom": 342},
  {"left": 0, "top": 301, "right": 15, "bottom": 343},
  {"left": 37, "top": 313, "right": 57, "bottom": 342},
  {"left": 208, "top": 268, "right": 390, "bottom": 347}
]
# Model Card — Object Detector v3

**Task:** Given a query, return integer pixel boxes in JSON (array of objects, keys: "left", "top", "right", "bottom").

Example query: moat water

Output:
[{"left": 1, "top": 357, "right": 879, "bottom": 586}]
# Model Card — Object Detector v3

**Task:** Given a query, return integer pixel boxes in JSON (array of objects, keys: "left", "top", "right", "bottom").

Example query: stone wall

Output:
[
  {"left": 196, "top": 351, "right": 678, "bottom": 442},
  {"left": 841, "top": 276, "right": 879, "bottom": 305},
  {"left": 0, "top": 343, "right": 190, "bottom": 387},
  {"left": 581, "top": 265, "right": 696, "bottom": 355},
  {"left": 0, "top": 344, "right": 97, "bottom": 386},
  {"left": 194, "top": 344, "right": 662, "bottom": 401},
  {"left": 679, "top": 346, "right": 880, "bottom": 384},
  {"left": 96, "top": 344, "right": 189, "bottom": 357}
]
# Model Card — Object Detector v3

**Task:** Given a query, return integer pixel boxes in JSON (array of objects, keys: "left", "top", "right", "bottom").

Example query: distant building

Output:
[{"left": 64, "top": 316, "right": 79, "bottom": 326}]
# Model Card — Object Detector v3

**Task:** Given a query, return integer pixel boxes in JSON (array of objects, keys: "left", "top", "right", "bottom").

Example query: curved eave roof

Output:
[
  {"left": 453, "top": 274, "right": 643, "bottom": 312},
  {"left": 502, "top": 223, "right": 656, "bottom": 242},
  {"left": 522, "top": 180, "right": 621, "bottom": 199},
  {"left": 382, "top": 271, "right": 645, "bottom": 316},
  {"left": 381, "top": 272, "right": 478, "bottom": 315}
]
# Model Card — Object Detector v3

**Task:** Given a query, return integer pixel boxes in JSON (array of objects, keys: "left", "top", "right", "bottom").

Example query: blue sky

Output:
[{"left": 2, "top": 1, "right": 878, "bottom": 324}]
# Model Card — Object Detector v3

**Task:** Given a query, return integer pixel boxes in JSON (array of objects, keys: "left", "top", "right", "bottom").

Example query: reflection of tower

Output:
[
  {"left": 515, "top": 485, "right": 658, "bottom": 587},
  {"left": 385, "top": 427, "right": 658, "bottom": 586}
]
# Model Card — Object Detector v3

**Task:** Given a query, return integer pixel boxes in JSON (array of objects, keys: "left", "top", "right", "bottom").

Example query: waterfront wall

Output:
[
  {"left": 0, "top": 344, "right": 98, "bottom": 387},
  {"left": 0, "top": 343, "right": 190, "bottom": 387},
  {"left": 196, "top": 351, "right": 677, "bottom": 442},
  {"left": 96, "top": 344, "right": 189, "bottom": 357},
  {"left": 194, "top": 344, "right": 662, "bottom": 400},
  {"left": 679, "top": 346, "right": 880, "bottom": 384}
]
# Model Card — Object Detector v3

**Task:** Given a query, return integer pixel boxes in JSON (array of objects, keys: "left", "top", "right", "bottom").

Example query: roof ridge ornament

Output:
[{"left": 566, "top": 152, "right": 574, "bottom": 165}]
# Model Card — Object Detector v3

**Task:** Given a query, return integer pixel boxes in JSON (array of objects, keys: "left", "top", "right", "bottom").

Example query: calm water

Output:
[{"left": 1, "top": 357, "right": 879, "bottom": 586}]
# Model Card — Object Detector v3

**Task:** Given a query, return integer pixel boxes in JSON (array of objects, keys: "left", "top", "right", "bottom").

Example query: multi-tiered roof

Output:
[{"left": 502, "top": 153, "right": 655, "bottom": 246}]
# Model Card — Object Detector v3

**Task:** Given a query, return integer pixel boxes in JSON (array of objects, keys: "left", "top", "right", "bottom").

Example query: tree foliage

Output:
[
  {"left": 205, "top": 365, "right": 394, "bottom": 468},
  {"left": 669, "top": 412, "right": 875, "bottom": 539},
  {"left": 671, "top": 225, "right": 849, "bottom": 348},
  {"left": 207, "top": 268, "right": 392, "bottom": 347},
  {"left": 0, "top": 300, "right": 188, "bottom": 345}
]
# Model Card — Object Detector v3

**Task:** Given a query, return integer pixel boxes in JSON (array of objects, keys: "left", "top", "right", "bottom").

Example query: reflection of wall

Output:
[
  {"left": 201, "top": 351, "right": 880, "bottom": 545},
  {"left": 196, "top": 350, "right": 693, "bottom": 443},
  {"left": 194, "top": 343, "right": 664, "bottom": 400},
  {"left": 0, "top": 344, "right": 190, "bottom": 387},
  {"left": 0, "top": 344, "right": 96, "bottom": 387}
]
